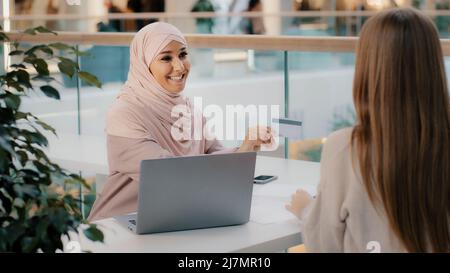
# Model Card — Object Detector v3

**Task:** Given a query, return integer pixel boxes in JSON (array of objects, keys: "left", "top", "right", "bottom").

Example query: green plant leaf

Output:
[
  {"left": 49, "top": 43, "right": 89, "bottom": 57},
  {"left": 7, "top": 127, "right": 20, "bottom": 139},
  {"left": 21, "top": 236, "right": 40, "bottom": 253},
  {"left": 34, "top": 148, "right": 50, "bottom": 163},
  {"left": 64, "top": 178, "right": 89, "bottom": 189},
  {"left": 36, "top": 120, "right": 56, "bottom": 135},
  {"left": 0, "top": 136, "right": 14, "bottom": 154},
  {"left": 35, "top": 26, "right": 57, "bottom": 35},
  {"left": 18, "top": 168, "right": 41, "bottom": 180},
  {"left": 49, "top": 163, "right": 62, "bottom": 173},
  {"left": 4, "top": 94, "right": 21, "bottom": 110},
  {"left": 23, "top": 53, "right": 37, "bottom": 61},
  {"left": 24, "top": 45, "right": 42, "bottom": 55},
  {"left": 0, "top": 107, "right": 15, "bottom": 124},
  {"left": 40, "top": 85, "right": 60, "bottom": 100},
  {"left": 9, "top": 50, "right": 24, "bottom": 56},
  {"left": 13, "top": 184, "right": 40, "bottom": 199},
  {"left": 16, "top": 69, "right": 32, "bottom": 89},
  {"left": 49, "top": 208, "right": 70, "bottom": 233},
  {"left": 25, "top": 45, "right": 53, "bottom": 56},
  {"left": 0, "top": 191, "right": 12, "bottom": 214},
  {"left": 57, "top": 57, "right": 78, "bottom": 68},
  {"left": 33, "top": 160, "right": 50, "bottom": 175},
  {"left": 24, "top": 131, "right": 48, "bottom": 147},
  {"left": 15, "top": 111, "right": 29, "bottom": 120},
  {"left": 39, "top": 46, "right": 53, "bottom": 56},
  {"left": 0, "top": 32, "right": 9, "bottom": 42},
  {"left": 67, "top": 173, "right": 90, "bottom": 188},
  {"left": 32, "top": 59, "right": 50, "bottom": 76},
  {"left": 7, "top": 81, "right": 24, "bottom": 92},
  {"left": 24, "top": 57, "right": 50, "bottom": 76},
  {"left": 83, "top": 226, "right": 104, "bottom": 242},
  {"left": 24, "top": 26, "right": 57, "bottom": 35},
  {"left": 48, "top": 43, "right": 73, "bottom": 51},
  {"left": 57, "top": 57, "right": 77, "bottom": 78},
  {"left": 10, "top": 64, "right": 26, "bottom": 69},
  {"left": 0, "top": 27, "right": 104, "bottom": 252},
  {"left": 68, "top": 173, "right": 83, "bottom": 181},
  {"left": 24, "top": 28, "right": 37, "bottom": 35},
  {"left": 72, "top": 48, "right": 90, "bottom": 57},
  {"left": 16, "top": 150, "right": 29, "bottom": 166},
  {"left": 31, "top": 75, "right": 56, "bottom": 83},
  {"left": 0, "top": 149, "right": 10, "bottom": 173},
  {"left": 78, "top": 71, "right": 102, "bottom": 88}
]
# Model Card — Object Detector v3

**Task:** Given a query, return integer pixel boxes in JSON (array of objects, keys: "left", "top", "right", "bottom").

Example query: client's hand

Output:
[
  {"left": 237, "top": 126, "right": 274, "bottom": 152},
  {"left": 285, "top": 189, "right": 313, "bottom": 220}
]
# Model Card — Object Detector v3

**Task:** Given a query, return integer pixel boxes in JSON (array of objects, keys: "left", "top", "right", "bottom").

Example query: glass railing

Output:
[{"left": 9, "top": 32, "right": 450, "bottom": 162}]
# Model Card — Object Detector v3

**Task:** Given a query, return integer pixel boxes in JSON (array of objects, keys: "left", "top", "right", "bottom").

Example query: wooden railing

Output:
[
  {"left": 5, "top": 32, "right": 357, "bottom": 52},
  {"left": 5, "top": 32, "right": 450, "bottom": 56}
]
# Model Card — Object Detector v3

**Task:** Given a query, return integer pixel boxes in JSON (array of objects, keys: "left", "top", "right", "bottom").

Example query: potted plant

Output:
[{"left": 0, "top": 26, "right": 104, "bottom": 252}]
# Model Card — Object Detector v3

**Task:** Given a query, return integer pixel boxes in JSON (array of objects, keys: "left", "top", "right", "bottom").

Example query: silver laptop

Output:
[{"left": 115, "top": 152, "right": 256, "bottom": 234}]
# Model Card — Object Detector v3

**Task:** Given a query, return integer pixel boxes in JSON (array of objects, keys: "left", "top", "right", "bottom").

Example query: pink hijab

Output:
[{"left": 106, "top": 22, "right": 204, "bottom": 156}]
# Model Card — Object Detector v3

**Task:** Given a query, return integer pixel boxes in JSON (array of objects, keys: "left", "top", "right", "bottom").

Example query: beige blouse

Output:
[{"left": 301, "top": 128, "right": 406, "bottom": 253}]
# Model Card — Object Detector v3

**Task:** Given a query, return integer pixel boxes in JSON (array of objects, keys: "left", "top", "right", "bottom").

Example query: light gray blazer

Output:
[{"left": 301, "top": 128, "right": 406, "bottom": 253}]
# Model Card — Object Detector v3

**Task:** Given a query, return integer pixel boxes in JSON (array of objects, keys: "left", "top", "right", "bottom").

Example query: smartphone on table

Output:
[{"left": 254, "top": 175, "right": 278, "bottom": 184}]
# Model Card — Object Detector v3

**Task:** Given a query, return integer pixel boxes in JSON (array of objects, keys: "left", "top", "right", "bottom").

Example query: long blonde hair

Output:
[{"left": 352, "top": 8, "right": 450, "bottom": 252}]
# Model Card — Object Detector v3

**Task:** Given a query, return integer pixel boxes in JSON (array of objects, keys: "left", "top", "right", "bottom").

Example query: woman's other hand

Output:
[{"left": 285, "top": 189, "right": 313, "bottom": 220}]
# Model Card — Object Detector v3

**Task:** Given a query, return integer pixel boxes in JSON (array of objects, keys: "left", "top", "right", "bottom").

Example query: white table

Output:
[{"left": 45, "top": 134, "right": 320, "bottom": 252}]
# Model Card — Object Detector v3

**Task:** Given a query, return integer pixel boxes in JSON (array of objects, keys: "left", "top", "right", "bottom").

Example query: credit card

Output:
[{"left": 272, "top": 118, "right": 302, "bottom": 139}]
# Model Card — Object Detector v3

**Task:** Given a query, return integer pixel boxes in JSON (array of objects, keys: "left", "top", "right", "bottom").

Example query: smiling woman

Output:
[
  {"left": 149, "top": 41, "right": 190, "bottom": 93},
  {"left": 87, "top": 22, "right": 273, "bottom": 221}
]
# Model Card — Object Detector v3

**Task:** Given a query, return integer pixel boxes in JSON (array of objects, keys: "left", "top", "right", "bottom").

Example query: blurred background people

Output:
[
  {"left": 191, "top": 0, "right": 216, "bottom": 34},
  {"left": 241, "top": 0, "right": 266, "bottom": 34},
  {"left": 143, "top": 0, "right": 165, "bottom": 25},
  {"left": 292, "top": 0, "right": 322, "bottom": 27},
  {"left": 45, "top": 0, "right": 59, "bottom": 30},
  {"left": 103, "top": 0, "right": 124, "bottom": 32},
  {"left": 127, "top": 0, "right": 145, "bottom": 31}
]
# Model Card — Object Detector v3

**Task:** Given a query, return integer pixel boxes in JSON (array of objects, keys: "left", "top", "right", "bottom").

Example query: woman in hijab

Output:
[{"left": 88, "top": 22, "right": 272, "bottom": 221}]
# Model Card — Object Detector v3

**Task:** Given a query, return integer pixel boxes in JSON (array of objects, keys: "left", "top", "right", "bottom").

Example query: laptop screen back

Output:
[{"left": 136, "top": 152, "right": 256, "bottom": 234}]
